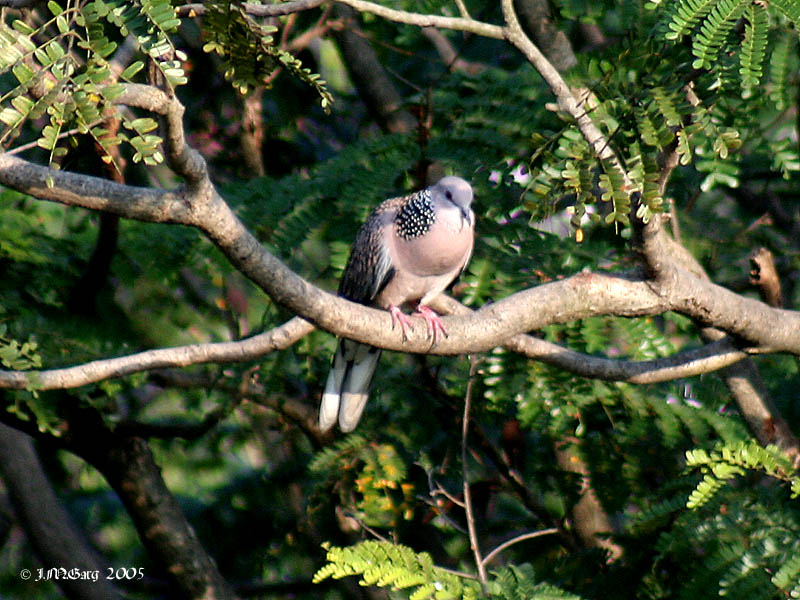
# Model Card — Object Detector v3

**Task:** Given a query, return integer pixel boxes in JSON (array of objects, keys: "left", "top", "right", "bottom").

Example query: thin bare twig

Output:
[
  {"left": 430, "top": 480, "right": 466, "bottom": 508},
  {"left": 462, "top": 355, "right": 488, "bottom": 589},
  {"left": 454, "top": 0, "right": 471, "bottom": 19},
  {"left": 482, "top": 528, "right": 560, "bottom": 567},
  {"left": 5, "top": 125, "right": 89, "bottom": 155}
]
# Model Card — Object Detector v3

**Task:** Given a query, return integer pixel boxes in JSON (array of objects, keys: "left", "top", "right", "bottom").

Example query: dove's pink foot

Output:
[
  {"left": 414, "top": 305, "right": 448, "bottom": 346},
  {"left": 389, "top": 305, "right": 414, "bottom": 341}
]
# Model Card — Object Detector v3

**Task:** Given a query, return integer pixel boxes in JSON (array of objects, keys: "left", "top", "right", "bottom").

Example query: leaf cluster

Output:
[
  {"left": 685, "top": 439, "right": 800, "bottom": 508},
  {"left": 642, "top": 454, "right": 800, "bottom": 600},
  {"left": 311, "top": 434, "right": 417, "bottom": 528},
  {"left": 314, "top": 540, "right": 484, "bottom": 599},
  {"left": 650, "top": 0, "right": 800, "bottom": 96},
  {"left": 200, "top": 0, "right": 332, "bottom": 111},
  {"left": 0, "top": 0, "right": 184, "bottom": 168},
  {"left": 315, "top": 540, "right": 582, "bottom": 600}
]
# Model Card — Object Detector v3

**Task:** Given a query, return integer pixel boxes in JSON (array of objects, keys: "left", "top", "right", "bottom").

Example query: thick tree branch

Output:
[
  {"left": 636, "top": 216, "right": 799, "bottom": 353},
  {"left": 635, "top": 214, "right": 800, "bottom": 455},
  {"left": 0, "top": 153, "right": 188, "bottom": 222},
  {"left": 0, "top": 423, "right": 124, "bottom": 600},
  {"left": 331, "top": 5, "right": 416, "bottom": 133},
  {"left": 0, "top": 149, "right": 798, "bottom": 389},
  {"left": 59, "top": 406, "right": 238, "bottom": 600},
  {"left": 435, "top": 292, "right": 750, "bottom": 382},
  {"left": 0, "top": 270, "right": 768, "bottom": 391},
  {"left": 0, "top": 79, "right": 798, "bottom": 398}
]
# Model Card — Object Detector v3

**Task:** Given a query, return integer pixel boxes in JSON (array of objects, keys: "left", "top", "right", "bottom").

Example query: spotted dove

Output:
[{"left": 319, "top": 176, "right": 475, "bottom": 433}]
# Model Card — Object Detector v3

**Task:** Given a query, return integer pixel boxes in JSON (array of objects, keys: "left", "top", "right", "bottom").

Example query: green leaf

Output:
[
  {"left": 11, "top": 19, "right": 35, "bottom": 35},
  {"left": 56, "top": 15, "right": 69, "bottom": 34},
  {"left": 47, "top": 0, "right": 63, "bottom": 16},
  {"left": 121, "top": 60, "right": 144, "bottom": 80}
]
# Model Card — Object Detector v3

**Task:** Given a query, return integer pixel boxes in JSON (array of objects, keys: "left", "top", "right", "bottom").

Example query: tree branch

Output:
[
  {"left": 433, "top": 295, "right": 749, "bottom": 383},
  {"left": 333, "top": 0, "right": 505, "bottom": 39},
  {"left": 0, "top": 60, "right": 798, "bottom": 398},
  {"left": 1, "top": 107, "right": 799, "bottom": 405},
  {"left": 0, "top": 423, "right": 124, "bottom": 600},
  {"left": 0, "top": 153, "right": 189, "bottom": 223},
  {"left": 176, "top": 0, "right": 327, "bottom": 17},
  {"left": 0, "top": 274, "right": 765, "bottom": 391},
  {"left": 481, "top": 528, "right": 559, "bottom": 567},
  {"left": 461, "top": 357, "right": 488, "bottom": 589},
  {"left": 59, "top": 406, "right": 238, "bottom": 600},
  {"left": 0, "top": 317, "right": 313, "bottom": 389},
  {"left": 500, "top": 0, "right": 629, "bottom": 183},
  {"left": 634, "top": 213, "right": 800, "bottom": 455}
]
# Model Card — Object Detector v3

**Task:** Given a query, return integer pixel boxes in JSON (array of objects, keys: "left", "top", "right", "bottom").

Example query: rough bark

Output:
[
  {"left": 61, "top": 407, "right": 238, "bottom": 600},
  {"left": 554, "top": 438, "right": 623, "bottom": 560},
  {"left": 0, "top": 422, "right": 123, "bottom": 600},
  {"left": 514, "top": 0, "right": 577, "bottom": 72},
  {"left": 240, "top": 89, "right": 266, "bottom": 177},
  {"left": 331, "top": 5, "right": 416, "bottom": 133}
]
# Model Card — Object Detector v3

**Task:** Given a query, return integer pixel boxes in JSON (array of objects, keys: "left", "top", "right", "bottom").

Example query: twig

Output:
[
  {"left": 176, "top": 0, "right": 326, "bottom": 17},
  {"left": 334, "top": 0, "right": 504, "bottom": 39},
  {"left": 454, "top": 0, "right": 471, "bottom": 19},
  {"left": 461, "top": 355, "right": 487, "bottom": 589},
  {"left": 431, "top": 481, "right": 466, "bottom": 508},
  {"left": 481, "top": 528, "right": 560, "bottom": 567},
  {"left": 6, "top": 125, "right": 96, "bottom": 156}
]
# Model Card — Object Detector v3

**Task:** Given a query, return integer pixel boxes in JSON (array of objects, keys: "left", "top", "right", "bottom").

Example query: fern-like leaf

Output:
[
  {"left": 769, "top": 0, "right": 800, "bottom": 28},
  {"left": 490, "top": 563, "right": 584, "bottom": 599},
  {"left": 314, "top": 540, "right": 482, "bottom": 598},
  {"left": 664, "top": 0, "right": 721, "bottom": 40},
  {"left": 691, "top": 0, "right": 747, "bottom": 70},
  {"left": 768, "top": 33, "right": 795, "bottom": 110},
  {"left": 739, "top": 2, "right": 768, "bottom": 91},
  {"left": 685, "top": 440, "right": 800, "bottom": 508}
]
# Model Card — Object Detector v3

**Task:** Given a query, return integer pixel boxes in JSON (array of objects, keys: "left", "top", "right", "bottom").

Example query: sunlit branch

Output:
[
  {"left": 333, "top": 0, "right": 505, "bottom": 39},
  {"left": 0, "top": 318, "right": 314, "bottom": 390}
]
